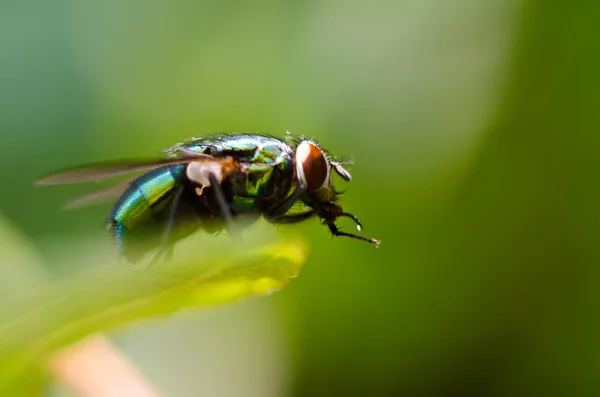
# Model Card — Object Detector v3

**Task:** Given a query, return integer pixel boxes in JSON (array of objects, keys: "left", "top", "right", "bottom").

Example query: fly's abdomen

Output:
[{"left": 109, "top": 164, "right": 186, "bottom": 262}]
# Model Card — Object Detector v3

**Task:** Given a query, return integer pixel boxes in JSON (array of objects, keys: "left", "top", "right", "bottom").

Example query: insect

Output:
[{"left": 37, "top": 133, "right": 380, "bottom": 263}]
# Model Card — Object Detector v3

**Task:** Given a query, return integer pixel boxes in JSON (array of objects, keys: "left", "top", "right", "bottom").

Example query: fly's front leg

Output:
[
  {"left": 318, "top": 204, "right": 380, "bottom": 247},
  {"left": 327, "top": 222, "right": 381, "bottom": 247},
  {"left": 264, "top": 184, "right": 307, "bottom": 221},
  {"left": 268, "top": 210, "right": 316, "bottom": 224}
]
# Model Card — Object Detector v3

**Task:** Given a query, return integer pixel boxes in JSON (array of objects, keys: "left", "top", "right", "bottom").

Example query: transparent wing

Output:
[
  {"left": 36, "top": 150, "right": 213, "bottom": 185},
  {"left": 62, "top": 179, "right": 133, "bottom": 210}
]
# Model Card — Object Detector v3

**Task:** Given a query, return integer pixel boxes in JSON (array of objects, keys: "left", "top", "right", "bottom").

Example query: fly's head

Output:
[
  {"left": 293, "top": 139, "right": 379, "bottom": 246},
  {"left": 294, "top": 140, "right": 351, "bottom": 204}
]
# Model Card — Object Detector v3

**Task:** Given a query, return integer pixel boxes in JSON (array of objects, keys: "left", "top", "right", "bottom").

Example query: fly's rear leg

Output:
[
  {"left": 148, "top": 246, "right": 174, "bottom": 267},
  {"left": 148, "top": 185, "right": 184, "bottom": 267}
]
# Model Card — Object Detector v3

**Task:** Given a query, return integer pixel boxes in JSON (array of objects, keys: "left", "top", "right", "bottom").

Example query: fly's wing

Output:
[
  {"left": 62, "top": 179, "right": 133, "bottom": 210},
  {"left": 36, "top": 150, "right": 217, "bottom": 210},
  {"left": 36, "top": 151, "right": 214, "bottom": 185}
]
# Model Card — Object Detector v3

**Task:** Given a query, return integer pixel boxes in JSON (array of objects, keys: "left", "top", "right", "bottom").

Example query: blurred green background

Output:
[{"left": 1, "top": 0, "right": 599, "bottom": 395}]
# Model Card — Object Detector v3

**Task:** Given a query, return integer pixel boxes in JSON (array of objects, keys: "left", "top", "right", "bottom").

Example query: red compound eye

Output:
[{"left": 296, "top": 142, "right": 328, "bottom": 190}]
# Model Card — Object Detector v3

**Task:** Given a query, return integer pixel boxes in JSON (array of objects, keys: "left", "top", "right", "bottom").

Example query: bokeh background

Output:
[{"left": 1, "top": 0, "right": 599, "bottom": 395}]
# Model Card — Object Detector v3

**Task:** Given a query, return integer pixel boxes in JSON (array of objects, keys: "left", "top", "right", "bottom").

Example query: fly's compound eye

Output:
[{"left": 296, "top": 141, "right": 329, "bottom": 190}]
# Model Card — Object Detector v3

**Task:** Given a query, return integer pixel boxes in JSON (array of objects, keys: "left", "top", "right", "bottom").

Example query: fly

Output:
[{"left": 37, "top": 133, "right": 381, "bottom": 263}]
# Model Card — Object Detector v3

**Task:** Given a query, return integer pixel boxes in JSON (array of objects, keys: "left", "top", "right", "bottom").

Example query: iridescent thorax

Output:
[{"left": 169, "top": 135, "right": 294, "bottom": 200}]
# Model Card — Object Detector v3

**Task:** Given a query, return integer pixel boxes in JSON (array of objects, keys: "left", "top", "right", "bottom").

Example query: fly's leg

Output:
[
  {"left": 268, "top": 210, "right": 316, "bottom": 224},
  {"left": 161, "top": 185, "right": 185, "bottom": 247},
  {"left": 322, "top": 212, "right": 364, "bottom": 231},
  {"left": 265, "top": 184, "right": 307, "bottom": 220},
  {"left": 148, "top": 246, "right": 174, "bottom": 268},
  {"left": 327, "top": 222, "right": 381, "bottom": 247},
  {"left": 208, "top": 172, "right": 235, "bottom": 233},
  {"left": 315, "top": 202, "right": 380, "bottom": 246},
  {"left": 148, "top": 185, "right": 184, "bottom": 267}
]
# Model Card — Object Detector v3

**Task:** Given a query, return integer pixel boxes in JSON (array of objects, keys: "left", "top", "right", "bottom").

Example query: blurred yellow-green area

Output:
[{"left": 1, "top": 0, "right": 599, "bottom": 396}]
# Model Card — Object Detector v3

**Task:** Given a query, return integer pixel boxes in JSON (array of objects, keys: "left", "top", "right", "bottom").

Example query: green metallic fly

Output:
[{"left": 37, "top": 133, "right": 380, "bottom": 263}]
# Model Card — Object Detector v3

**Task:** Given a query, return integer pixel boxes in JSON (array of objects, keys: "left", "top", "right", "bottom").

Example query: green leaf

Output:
[
  {"left": 0, "top": 231, "right": 306, "bottom": 394},
  {"left": 0, "top": 217, "right": 47, "bottom": 299}
]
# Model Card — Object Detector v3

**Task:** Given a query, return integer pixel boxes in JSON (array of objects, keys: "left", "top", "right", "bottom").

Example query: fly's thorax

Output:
[
  {"left": 232, "top": 157, "right": 294, "bottom": 200},
  {"left": 239, "top": 163, "right": 276, "bottom": 197},
  {"left": 225, "top": 139, "right": 295, "bottom": 200}
]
